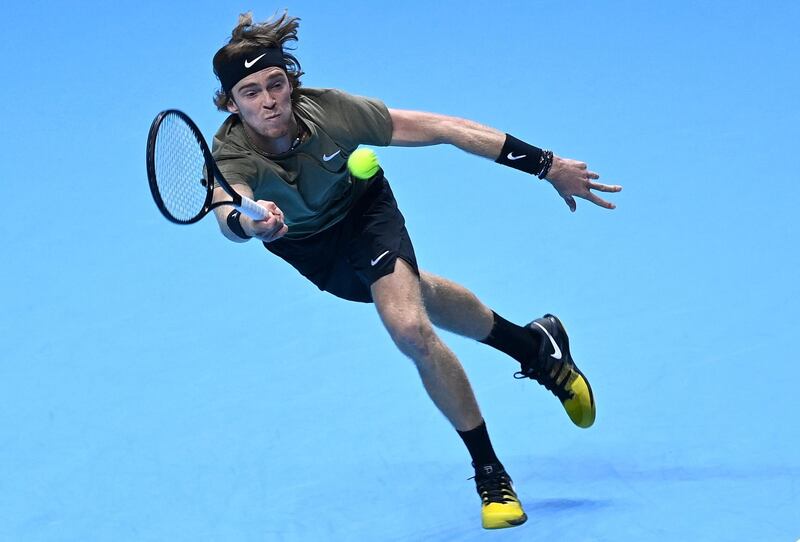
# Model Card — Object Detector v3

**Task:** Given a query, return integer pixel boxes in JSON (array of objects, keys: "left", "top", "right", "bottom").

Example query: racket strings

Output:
[{"left": 153, "top": 113, "right": 210, "bottom": 222}]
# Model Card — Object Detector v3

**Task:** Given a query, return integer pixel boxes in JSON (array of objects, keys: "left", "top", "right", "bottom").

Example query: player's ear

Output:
[{"left": 226, "top": 97, "right": 239, "bottom": 114}]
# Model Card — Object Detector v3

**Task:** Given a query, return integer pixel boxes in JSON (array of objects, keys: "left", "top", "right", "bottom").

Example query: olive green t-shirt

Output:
[{"left": 211, "top": 88, "right": 393, "bottom": 239}]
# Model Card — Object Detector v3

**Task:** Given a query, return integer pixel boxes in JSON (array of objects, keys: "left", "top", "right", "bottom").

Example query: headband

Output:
[{"left": 213, "top": 47, "right": 287, "bottom": 93}]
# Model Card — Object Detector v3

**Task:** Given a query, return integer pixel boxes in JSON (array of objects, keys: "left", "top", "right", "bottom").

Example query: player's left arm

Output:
[{"left": 387, "top": 108, "right": 622, "bottom": 211}]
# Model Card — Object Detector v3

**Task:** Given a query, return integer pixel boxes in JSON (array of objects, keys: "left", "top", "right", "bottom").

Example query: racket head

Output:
[{"left": 146, "top": 109, "right": 237, "bottom": 224}]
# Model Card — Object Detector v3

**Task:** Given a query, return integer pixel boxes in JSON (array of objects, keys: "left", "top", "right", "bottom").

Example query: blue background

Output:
[{"left": 1, "top": 1, "right": 798, "bottom": 540}]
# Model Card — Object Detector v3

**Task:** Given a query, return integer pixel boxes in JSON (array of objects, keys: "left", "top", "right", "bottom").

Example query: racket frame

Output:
[{"left": 146, "top": 109, "right": 267, "bottom": 225}]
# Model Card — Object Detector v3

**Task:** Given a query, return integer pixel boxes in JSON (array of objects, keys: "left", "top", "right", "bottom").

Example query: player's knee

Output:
[{"left": 390, "top": 318, "right": 436, "bottom": 360}]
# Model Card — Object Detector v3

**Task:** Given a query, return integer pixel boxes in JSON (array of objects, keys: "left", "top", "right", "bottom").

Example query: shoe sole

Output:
[{"left": 483, "top": 513, "right": 528, "bottom": 529}]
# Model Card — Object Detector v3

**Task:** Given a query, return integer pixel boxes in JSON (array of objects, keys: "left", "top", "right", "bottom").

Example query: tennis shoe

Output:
[
  {"left": 472, "top": 463, "right": 527, "bottom": 529},
  {"left": 516, "top": 314, "right": 596, "bottom": 428}
]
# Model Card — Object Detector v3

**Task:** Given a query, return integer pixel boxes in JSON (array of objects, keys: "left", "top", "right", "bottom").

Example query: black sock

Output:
[
  {"left": 479, "top": 311, "right": 541, "bottom": 365},
  {"left": 457, "top": 420, "right": 501, "bottom": 468}
]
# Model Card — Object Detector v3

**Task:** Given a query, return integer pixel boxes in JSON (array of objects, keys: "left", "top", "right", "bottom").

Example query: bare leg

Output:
[
  {"left": 371, "top": 260, "right": 483, "bottom": 431},
  {"left": 420, "top": 271, "right": 494, "bottom": 340}
]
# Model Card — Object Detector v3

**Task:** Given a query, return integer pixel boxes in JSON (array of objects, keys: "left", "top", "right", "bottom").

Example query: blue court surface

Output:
[{"left": 1, "top": 1, "right": 798, "bottom": 540}]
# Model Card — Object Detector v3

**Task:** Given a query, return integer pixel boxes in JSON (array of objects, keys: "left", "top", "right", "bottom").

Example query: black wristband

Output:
[
  {"left": 495, "top": 134, "right": 551, "bottom": 178},
  {"left": 226, "top": 209, "right": 252, "bottom": 240}
]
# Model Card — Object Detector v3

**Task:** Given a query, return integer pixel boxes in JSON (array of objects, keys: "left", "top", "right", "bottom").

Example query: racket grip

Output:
[{"left": 237, "top": 197, "right": 270, "bottom": 221}]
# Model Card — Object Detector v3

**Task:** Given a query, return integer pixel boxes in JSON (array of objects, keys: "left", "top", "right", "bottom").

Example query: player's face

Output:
[{"left": 228, "top": 68, "right": 294, "bottom": 142}]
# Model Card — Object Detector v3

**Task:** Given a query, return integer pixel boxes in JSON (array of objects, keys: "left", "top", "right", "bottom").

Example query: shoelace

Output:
[
  {"left": 514, "top": 357, "right": 574, "bottom": 401},
  {"left": 470, "top": 472, "right": 517, "bottom": 504}
]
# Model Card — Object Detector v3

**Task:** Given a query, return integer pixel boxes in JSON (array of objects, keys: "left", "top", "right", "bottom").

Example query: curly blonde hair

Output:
[{"left": 212, "top": 11, "right": 304, "bottom": 111}]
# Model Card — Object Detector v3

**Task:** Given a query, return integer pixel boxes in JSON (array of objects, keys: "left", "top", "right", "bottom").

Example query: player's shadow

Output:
[{"left": 525, "top": 497, "right": 612, "bottom": 513}]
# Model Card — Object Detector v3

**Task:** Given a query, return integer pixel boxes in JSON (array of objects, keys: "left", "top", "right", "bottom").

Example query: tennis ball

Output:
[{"left": 347, "top": 148, "right": 380, "bottom": 180}]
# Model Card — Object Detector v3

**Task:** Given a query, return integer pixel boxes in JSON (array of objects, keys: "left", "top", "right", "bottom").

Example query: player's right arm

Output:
[{"left": 211, "top": 185, "right": 288, "bottom": 243}]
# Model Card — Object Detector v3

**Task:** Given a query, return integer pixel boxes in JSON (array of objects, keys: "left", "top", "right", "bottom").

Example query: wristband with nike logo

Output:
[
  {"left": 495, "top": 134, "right": 551, "bottom": 178},
  {"left": 226, "top": 209, "right": 252, "bottom": 240}
]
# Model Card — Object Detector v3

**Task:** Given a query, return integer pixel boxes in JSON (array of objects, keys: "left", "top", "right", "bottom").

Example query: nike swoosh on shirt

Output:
[
  {"left": 322, "top": 150, "right": 341, "bottom": 161},
  {"left": 370, "top": 250, "right": 391, "bottom": 266},
  {"left": 244, "top": 53, "right": 267, "bottom": 68},
  {"left": 507, "top": 152, "right": 527, "bottom": 160},
  {"left": 532, "top": 321, "right": 562, "bottom": 360}
]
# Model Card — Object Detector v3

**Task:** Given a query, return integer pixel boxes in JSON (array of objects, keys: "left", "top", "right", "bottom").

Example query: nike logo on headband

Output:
[{"left": 244, "top": 53, "right": 267, "bottom": 69}]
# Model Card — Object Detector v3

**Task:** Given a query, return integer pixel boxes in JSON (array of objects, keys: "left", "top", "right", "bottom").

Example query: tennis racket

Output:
[{"left": 146, "top": 109, "right": 269, "bottom": 225}]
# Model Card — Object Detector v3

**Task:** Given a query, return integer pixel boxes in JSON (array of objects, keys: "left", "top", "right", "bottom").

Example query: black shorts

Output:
[{"left": 265, "top": 175, "right": 419, "bottom": 303}]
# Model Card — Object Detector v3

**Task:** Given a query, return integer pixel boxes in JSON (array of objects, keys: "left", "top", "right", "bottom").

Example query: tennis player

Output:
[{"left": 209, "top": 12, "right": 621, "bottom": 530}]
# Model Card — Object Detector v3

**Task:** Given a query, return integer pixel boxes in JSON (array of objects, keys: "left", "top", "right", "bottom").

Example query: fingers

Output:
[
  {"left": 246, "top": 213, "right": 286, "bottom": 243},
  {"left": 259, "top": 200, "right": 285, "bottom": 222},
  {"left": 583, "top": 192, "right": 616, "bottom": 210},
  {"left": 248, "top": 200, "right": 287, "bottom": 241},
  {"left": 260, "top": 223, "right": 288, "bottom": 243},
  {"left": 564, "top": 177, "right": 621, "bottom": 211},
  {"left": 588, "top": 181, "right": 623, "bottom": 193},
  {"left": 255, "top": 215, "right": 286, "bottom": 242},
  {"left": 584, "top": 176, "right": 621, "bottom": 209},
  {"left": 550, "top": 159, "right": 621, "bottom": 211}
]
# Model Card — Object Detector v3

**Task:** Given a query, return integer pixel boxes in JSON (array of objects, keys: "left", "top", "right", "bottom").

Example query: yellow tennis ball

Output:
[{"left": 347, "top": 148, "right": 380, "bottom": 180}]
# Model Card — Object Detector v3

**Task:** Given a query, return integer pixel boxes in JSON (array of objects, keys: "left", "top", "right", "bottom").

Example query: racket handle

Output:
[{"left": 237, "top": 197, "right": 271, "bottom": 221}]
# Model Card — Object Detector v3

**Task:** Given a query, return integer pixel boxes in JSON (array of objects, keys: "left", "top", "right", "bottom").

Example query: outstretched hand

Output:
[
  {"left": 545, "top": 156, "right": 622, "bottom": 212},
  {"left": 241, "top": 200, "right": 288, "bottom": 242}
]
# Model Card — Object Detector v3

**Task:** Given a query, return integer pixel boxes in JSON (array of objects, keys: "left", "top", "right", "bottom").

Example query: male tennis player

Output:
[{"left": 209, "top": 12, "right": 621, "bottom": 530}]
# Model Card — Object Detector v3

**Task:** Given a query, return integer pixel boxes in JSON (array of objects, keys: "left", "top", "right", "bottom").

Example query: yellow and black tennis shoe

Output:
[
  {"left": 472, "top": 463, "right": 527, "bottom": 530},
  {"left": 516, "top": 314, "right": 596, "bottom": 428}
]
